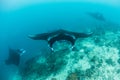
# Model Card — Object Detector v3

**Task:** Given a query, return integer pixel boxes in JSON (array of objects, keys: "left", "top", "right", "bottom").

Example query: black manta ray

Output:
[
  {"left": 28, "top": 29, "right": 93, "bottom": 50},
  {"left": 5, "top": 48, "right": 26, "bottom": 66}
]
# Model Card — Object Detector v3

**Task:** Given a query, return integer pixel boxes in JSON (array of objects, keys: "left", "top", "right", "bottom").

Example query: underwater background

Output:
[{"left": 0, "top": 0, "right": 120, "bottom": 80}]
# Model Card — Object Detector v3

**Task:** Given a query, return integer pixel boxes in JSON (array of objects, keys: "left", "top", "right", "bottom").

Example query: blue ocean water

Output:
[{"left": 0, "top": 2, "right": 120, "bottom": 80}]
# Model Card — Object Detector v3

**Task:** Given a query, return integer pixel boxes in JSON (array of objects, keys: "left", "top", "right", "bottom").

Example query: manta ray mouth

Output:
[
  {"left": 47, "top": 33, "right": 76, "bottom": 48},
  {"left": 51, "top": 40, "right": 73, "bottom": 52}
]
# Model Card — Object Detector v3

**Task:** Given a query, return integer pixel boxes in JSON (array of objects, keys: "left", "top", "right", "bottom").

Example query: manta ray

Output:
[
  {"left": 87, "top": 12, "right": 105, "bottom": 21},
  {"left": 28, "top": 29, "right": 93, "bottom": 50},
  {"left": 5, "top": 48, "right": 26, "bottom": 66},
  {"left": 5, "top": 48, "right": 20, "bottom": 66}
]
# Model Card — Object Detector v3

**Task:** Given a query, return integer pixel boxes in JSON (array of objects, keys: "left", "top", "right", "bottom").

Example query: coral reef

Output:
[{"left": 13, "top": 30, "right": 120, "bottom": 80}]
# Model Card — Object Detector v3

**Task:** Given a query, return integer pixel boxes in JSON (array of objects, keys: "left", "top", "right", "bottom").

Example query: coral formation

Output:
[
  {"left": 51, "top": 78, "right": 57, "bottom": 80},
  {"left": 66, "top": 73, "right": 79, "bottom": 80}
]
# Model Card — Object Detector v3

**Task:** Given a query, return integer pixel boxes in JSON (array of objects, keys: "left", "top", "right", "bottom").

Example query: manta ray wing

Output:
[{"left": 28, "top": 29, "right": 64, "bottom": 40}]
